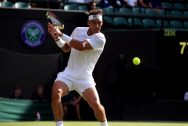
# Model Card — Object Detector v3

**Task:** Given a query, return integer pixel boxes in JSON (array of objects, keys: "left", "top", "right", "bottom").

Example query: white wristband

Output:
[
  {"left": 56, "top": 37, "right": 66, "bottom": 48},
  {"left": 61, "top": 34, "right": 72, "bottom": 45}
]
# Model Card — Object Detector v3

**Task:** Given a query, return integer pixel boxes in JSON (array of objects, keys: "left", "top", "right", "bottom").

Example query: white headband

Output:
[{"left": 88, "top": 15, "right": 103, "bottom": 21}]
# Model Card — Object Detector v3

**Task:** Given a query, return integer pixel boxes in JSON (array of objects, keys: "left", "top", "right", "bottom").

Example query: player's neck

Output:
[{"left": 87, "top": 28, "right": 100, "bottom": 35}]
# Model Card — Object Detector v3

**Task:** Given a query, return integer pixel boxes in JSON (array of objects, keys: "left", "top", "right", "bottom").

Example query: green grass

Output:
[{"left": 0, "top": 121, "right": 188, "bottom": 126}]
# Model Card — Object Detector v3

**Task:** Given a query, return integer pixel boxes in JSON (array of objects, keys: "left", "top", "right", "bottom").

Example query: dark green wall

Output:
[{"left": 0, "top": 8, "right": 87, "bottom": 98}]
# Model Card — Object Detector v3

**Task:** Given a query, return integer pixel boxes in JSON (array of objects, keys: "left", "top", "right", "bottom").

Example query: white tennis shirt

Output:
[{"left": 63, "top": 27, "right": 106, "bottom": 80}]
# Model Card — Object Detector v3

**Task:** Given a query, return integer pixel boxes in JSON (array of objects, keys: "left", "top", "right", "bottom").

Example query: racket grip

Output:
[{"left": 56, "top": 37, "right": 66, "bottom": 48}]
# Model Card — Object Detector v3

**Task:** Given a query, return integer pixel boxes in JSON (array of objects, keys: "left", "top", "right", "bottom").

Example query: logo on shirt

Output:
[{"left": 21, "top": 20, "right": 45, "bottom": 48}]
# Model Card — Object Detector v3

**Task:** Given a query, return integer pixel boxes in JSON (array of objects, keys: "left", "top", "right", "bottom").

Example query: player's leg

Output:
[
  {"left": 82, "top": 87, "right": 108, "bottom": 126},
  {"left": 51, "top": 80, "right": 69, "bottom": 126}
]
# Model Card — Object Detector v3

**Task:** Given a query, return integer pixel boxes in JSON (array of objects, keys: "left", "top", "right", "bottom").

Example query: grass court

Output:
[{"left": 0, "top": 121, "right": 188, "bottom": 126}]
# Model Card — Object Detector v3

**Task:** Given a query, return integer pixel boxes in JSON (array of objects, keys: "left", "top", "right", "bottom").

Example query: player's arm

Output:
[
  {"left": 63, "top": 44, "right": 71, "bottom": 52},
  {"left": 48, "top": 22, "right": 71, "bottom": 53},
  {"left": 62, "top": 32, "right": 106, "bottom": 51},
  {"left": 56, "top": 33, "right": 93, "bottom": 51},
  {"left": 54, "top": 38, "right": 71, "bottom": 53},
  {"left": 48, "top": 23, "right": 93, "bottom": 51},
  {"left": 60, "top": 33, "right": 106, "bottom": 51},
  {"left": 68, "top": 39, "right": 93, "bottom": 51},
  {"left": 61, "top": 43, "right": 71, "bottom": 53}
]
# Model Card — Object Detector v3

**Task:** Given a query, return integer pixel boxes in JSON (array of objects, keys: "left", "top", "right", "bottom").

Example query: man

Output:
[{"left": 48, "top": 9, "right": 108, "bottom": 126}]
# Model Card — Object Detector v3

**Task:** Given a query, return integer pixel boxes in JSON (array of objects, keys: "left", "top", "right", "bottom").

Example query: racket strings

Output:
[{"left": 46, "top": 11, "right": 64, "bottom": 30}]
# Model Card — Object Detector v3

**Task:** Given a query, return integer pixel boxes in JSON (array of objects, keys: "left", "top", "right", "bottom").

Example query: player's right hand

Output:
[
  {"left": 48, "top": 22, "right": 62, "bottom": 41},
  {"left": 48, "top": 22, "right": 62, "bottom": 34}
]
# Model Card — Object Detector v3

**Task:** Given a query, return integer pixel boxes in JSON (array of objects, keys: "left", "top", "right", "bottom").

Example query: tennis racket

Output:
[{"left": 46, "top": 11, "right": 64, "bottom": 30}]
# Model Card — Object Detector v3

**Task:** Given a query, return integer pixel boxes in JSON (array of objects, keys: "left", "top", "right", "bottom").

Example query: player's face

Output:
[{"left": 88, "top": 19, "right": 103, "bottom": 31}]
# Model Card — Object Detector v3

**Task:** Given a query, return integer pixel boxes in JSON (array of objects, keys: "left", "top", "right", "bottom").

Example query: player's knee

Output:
[
  {"left": 90, "top": 101, "right": 104, "bottom": 111},
  {"left": 51, "top": 89, "right": 62, "bottom": 104}
]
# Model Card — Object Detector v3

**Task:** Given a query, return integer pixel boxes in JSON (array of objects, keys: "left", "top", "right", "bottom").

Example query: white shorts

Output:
[{"left": 55, "top": 71, "right": 96, "bottom": 96}]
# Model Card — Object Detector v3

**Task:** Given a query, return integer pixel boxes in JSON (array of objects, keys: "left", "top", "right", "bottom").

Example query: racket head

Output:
[{"left": 46, "top": 11, "right": 64, "bottom": 30}]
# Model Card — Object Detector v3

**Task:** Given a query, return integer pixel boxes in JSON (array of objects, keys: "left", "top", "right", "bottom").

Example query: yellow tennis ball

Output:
[{"left": 133, "top": 57, "right": 141, "bottom": 65}]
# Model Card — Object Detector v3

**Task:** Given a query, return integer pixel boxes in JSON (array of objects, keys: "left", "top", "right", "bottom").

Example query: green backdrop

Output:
[{"left": 0, "top": 97, "right": 53, "bottom": 121}]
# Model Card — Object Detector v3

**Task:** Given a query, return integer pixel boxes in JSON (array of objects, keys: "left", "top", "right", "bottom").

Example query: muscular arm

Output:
[
  {"left": 48, "top": 23, "right": 94, "bottom": 51},
  {"left": 61, "top": 43, "right": 71, "bottom": 53},
  {"left": 68, "top": 39, "right": 93, "bottom": 51},
  {"left": 59, "top": 38, "right": 93, "bottom": 52}
]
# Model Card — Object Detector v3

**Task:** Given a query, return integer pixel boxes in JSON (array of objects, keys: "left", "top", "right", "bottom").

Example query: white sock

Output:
[
  {"left": 56, "top": 121, "right": 63, "bottom": 126},
  {"left": 100, "top": 120, "right": 108, "bottom": 126}
]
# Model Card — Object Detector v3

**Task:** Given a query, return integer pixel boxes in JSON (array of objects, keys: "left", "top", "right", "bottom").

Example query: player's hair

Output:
[{"left": 88, "top": 9, "right": 103, "bottom": 16}]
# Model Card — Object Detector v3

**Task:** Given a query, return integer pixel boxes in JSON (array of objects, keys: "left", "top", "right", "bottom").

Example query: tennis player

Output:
[{"left": 48, "top": 9, "right": 108, "bottom": 126}]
